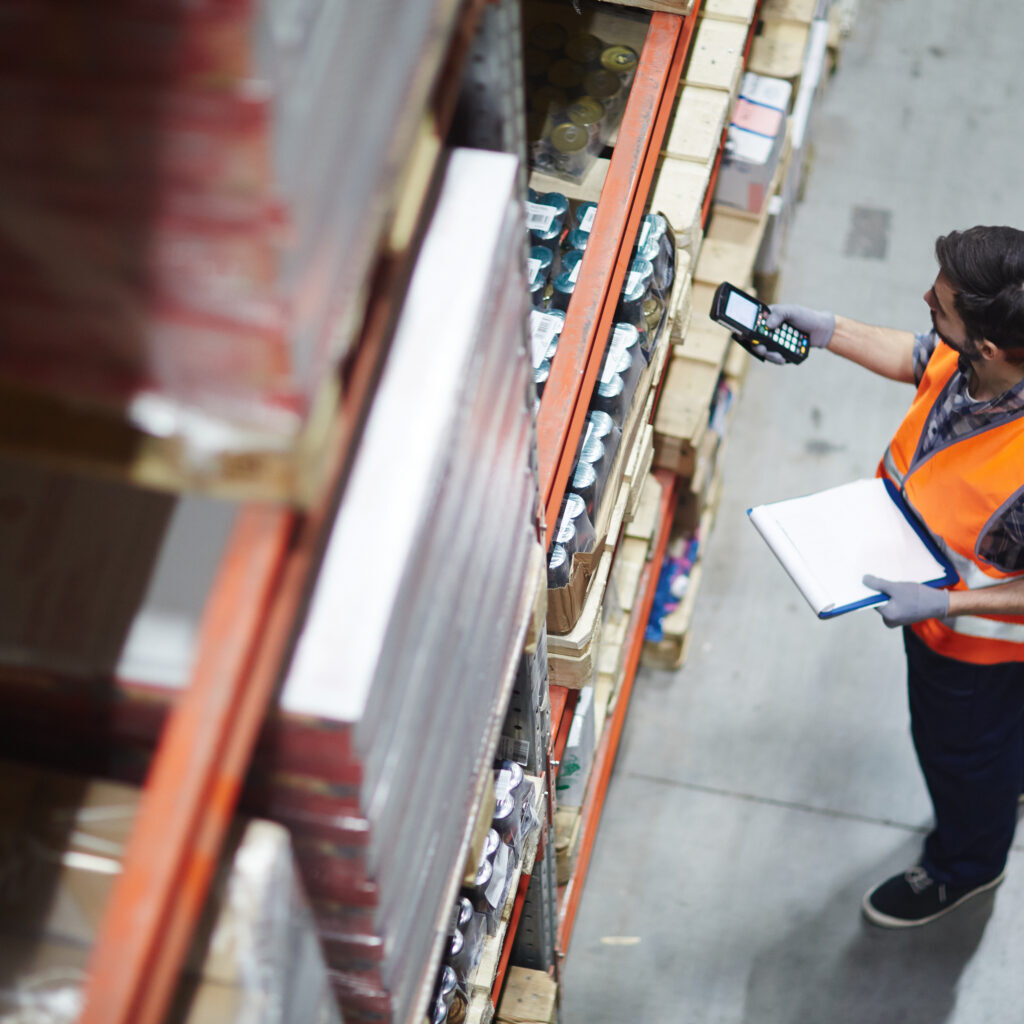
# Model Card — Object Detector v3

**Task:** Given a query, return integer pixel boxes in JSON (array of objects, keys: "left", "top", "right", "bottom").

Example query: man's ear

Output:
[{"left": 977, "top": 338, "right": 1002, "bottom": 361}]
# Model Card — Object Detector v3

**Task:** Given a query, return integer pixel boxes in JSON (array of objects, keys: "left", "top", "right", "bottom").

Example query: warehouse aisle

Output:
[{"left": 560, "top": 1, "right": 1024, "bottom": 1021}]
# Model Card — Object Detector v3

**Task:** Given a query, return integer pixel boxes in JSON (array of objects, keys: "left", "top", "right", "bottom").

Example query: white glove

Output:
[{"left": 862, "top": 575, "right": 950, "bottom": 628}]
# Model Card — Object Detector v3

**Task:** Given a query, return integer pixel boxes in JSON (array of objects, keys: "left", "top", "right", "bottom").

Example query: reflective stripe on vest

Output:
[{"left": 878, "top": 341, "right": 1024, "bottom": 664}]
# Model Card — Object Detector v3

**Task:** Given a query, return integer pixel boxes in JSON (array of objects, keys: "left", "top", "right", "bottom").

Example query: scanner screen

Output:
[{"left": 725, "top": 291, "right": 759, "bottom": 328}]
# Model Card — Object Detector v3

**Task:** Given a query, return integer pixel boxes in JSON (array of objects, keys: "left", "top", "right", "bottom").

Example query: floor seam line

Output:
[{"left": 625, "top": 770, "right": 930, "bottom": 835}]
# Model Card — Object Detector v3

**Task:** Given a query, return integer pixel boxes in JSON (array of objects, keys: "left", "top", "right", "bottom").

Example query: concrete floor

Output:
[{"left": 560, "top": 1, "right": 1024, "bottom": 1021}]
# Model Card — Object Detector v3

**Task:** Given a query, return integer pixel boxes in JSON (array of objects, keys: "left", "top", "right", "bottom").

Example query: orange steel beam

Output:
[
  {"left": 79, "top": 506, "right": 296, "bottom": 1024},
  {"left": 557, "top": 469, "right": 678, "bottom": 952},
  {"left": 491, "top": 869, "right": 532, "bottom": 1007},
  {"left": 536, "top": 6, "right": 700, "bottom": 548}
]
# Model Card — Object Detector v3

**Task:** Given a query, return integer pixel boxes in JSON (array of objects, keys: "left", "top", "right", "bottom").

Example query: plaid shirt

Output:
[{"left": 912, "top": 330, "right": 1024, "bottom": 572}]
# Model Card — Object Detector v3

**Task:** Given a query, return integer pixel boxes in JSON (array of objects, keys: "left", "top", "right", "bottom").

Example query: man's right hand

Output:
[{"left": 751, "top": 303, "right": 836, "bottom": 363}]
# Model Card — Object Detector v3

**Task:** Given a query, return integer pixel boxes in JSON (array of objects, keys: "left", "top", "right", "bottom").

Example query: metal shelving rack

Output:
[
  {"left": 534, "top": 3, "right": 703, "bottom": 958},
  {"left": 69, "top": 2, "right": 499, "bottom": 1020},
  {"left": 0, "top": 0, "right": 765, "bottom": 1018}
]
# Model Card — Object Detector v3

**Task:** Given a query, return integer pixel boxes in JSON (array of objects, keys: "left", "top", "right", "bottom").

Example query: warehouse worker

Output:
[{"left": 761, "top": 225, "right": 1024, "bottom": 929}]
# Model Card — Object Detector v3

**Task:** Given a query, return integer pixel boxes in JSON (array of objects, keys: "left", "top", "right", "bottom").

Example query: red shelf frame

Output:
[
  {"left": 535, "top": 4, "right": 701, "bottom": 548},
  {"left": 557, "top": 469, "right": 678, "bottom": 952}
]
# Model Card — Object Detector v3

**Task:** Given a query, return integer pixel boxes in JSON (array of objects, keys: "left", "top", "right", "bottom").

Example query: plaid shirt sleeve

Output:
[{"left": 912, "top": 330, "right": 938, "bottom": 385}]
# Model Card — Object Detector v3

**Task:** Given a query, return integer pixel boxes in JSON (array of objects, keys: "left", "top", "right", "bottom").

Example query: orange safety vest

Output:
[{"left": 878, "top": 340, "right": 1024, "bottom": 664}]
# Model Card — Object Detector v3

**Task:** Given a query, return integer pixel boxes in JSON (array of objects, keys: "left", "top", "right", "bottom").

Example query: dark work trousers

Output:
[{"left": 904, "top": 627, "right": 1024, "bottom": 888}]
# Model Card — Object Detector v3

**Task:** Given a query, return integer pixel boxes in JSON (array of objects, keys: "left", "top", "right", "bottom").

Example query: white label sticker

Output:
[
  {"left": 579, "top": 205, "right": 597, "bottom": 232},
  {"left": 495, "top": 768, "right": 513, "bottom": 802},
  {"left": 529, "top": 311, "right": 559, "bottom": 367},
  {"left": 601, "top": 327, "right": 631, "bottom": 384},
  {"left": 638, "top": 219, "right": 651, "bottom": 250},
  {"left": 485, "top": 842, "right": 511, "bottom": 908},
  {"left": 526, "top": 201, "right": 557, "bottom": 232},
  {"left": 527, "top": 257, "right": 542, "bottom": 285},
  {"left": 583, "top": 419, "right": 595, "bottom": 452},
  {"left": 569, "top": 259, "right": 583, "bottom": 284},
  {"left": 626, "top": 269, "right": 644, "bottom": 294}
]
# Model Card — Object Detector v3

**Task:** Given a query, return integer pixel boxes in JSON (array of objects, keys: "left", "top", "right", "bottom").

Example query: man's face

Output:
[{"left": 924, "top": 272, "right": 982, "bottom": 371}]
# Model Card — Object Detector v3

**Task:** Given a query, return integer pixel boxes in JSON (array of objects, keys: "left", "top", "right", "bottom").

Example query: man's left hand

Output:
[{"left": 862, "top": 575, "right": 950, "bottom": 627}]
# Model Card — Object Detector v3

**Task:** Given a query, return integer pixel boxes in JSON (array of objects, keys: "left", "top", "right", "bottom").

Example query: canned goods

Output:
[
  {"left": 547, "top": 543, "right": 571, "bottom": 589},
  {"left": 547, "top": 58, "right": 585, "bottom": 93},
  {"left": 529, "top": 307, "right": 565, "bottom": 368},
  {"left": 492, "top": 794, "right": 519, "bottom": 846},
  {"left": 529, "top": 85, "right": 569, "bottom": 118},
  {"left": 562, "top": 491, "right": 597, "bottom": 553},
  {"left": 548, "top": 121, "right": 592, "bottom": 178},
  {"left": 524, "top": 46, "right": 552, "bottom": 81},
  {"left": 533, "top": 359, "right": 551, "bottom": 397},
  {"left": 527, "top": 21, "right": 567, "bottom": 53},
  {"left": 587, "top": 409, "right": 622, "bottom": 468},
  {"left": 528, "top": 245, "right": 553, "bottom": 284},
  {"left": 617, "top": 261, "right": 650, "bottom": 330},
  {"left": 565, "top": 31, "right": 605, "bottom": 67},
  {"left": 563, "top": 227, "right": 590, "bottom": 253},
  {"left": 551, "top": 248, "right": 584, "bottom": 311},
  {"left": 567, "top": 95, "right": 606, "bottom": 147},
  {"left": 570, "top": 461, "right": 599, "bottom": 515},
  {"left": 528, "top": 190, "right": 569, "bottom": 252},
  {"left": 583, "top": 68, "right": 623, "bottom": 113},
  {"left": 432, "top": 966, "right": 458, "bottom": 1024},
  {"left": 601, "top": 44, "right": 639, "bottom": 88},
  {"left": 643, "top": 294, "right": 666, "bottom": 351},
  {"left": 575, "top": 200, "right": 599, "bottom": 235}
]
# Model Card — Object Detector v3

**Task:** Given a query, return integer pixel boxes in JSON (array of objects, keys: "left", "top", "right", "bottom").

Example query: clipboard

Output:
[{"left": 747, "top": 477, "right": 958, "bottom": 619}]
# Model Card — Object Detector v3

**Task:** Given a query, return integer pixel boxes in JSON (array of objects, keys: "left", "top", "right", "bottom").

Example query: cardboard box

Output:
[
  {"left": 714, "top": 73, "right": 793, "bottom": 215},
  {"left": 554, "top": 686, "right": 596, "bottom": 808}
]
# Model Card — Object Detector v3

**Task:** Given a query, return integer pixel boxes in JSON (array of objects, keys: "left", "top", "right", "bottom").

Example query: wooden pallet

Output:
[
  {"left": 760, "top": 0, "right": 819, "bottom": 23},
  {"left": 702, "top": 0, "right": 760, "bottom": 23},
  {"left": 663, "top": 85, "right": 732, "bottom": 167},
  {"left": 746, "top": 17, "right": 811, "bottom": 82},
  {"left": 682, "top": 17, "right": 748, "bottom": 93}
]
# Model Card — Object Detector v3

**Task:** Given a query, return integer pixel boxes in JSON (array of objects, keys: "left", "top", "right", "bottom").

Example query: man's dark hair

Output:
[{"left": 935, "top": 226, "right": 1024, "bottom": 354}]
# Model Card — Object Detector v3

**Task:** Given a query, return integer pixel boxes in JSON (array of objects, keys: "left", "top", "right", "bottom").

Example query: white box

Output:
[{"left": 555, "top": 686, "right": 596, "bottom": 808}]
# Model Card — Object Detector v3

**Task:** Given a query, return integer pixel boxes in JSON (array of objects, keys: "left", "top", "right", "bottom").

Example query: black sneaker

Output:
[{"left": 862, "top": 865, "right": 1005, "bottom": 928}]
